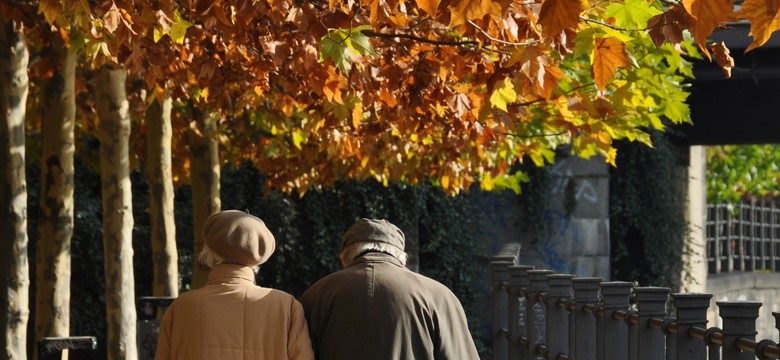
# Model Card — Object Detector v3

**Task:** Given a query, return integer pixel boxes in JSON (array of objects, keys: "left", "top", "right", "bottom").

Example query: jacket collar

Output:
[
  {"left": 350, "top": 252, "right": 405, "bottom": 268},
  {"left": 206, "top": 263, "right": 256, "bottom": 285}
]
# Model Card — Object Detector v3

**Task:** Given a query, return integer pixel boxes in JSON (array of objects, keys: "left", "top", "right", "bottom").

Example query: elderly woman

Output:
[{"left": 155, "top": 210, "right": 314, "bottom": 360}]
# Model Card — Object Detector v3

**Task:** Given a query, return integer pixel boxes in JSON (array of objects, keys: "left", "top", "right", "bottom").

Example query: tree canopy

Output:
[
  {"left": 3, "top": 0, "right": 779, "bottom": 194},
  {"left": 707, "top": 145, "right": 780, "bottom": 203}
]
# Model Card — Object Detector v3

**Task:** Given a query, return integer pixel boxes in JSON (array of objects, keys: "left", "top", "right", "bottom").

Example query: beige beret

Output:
[
  {"left": 203, "top": 210, "right": 276, "bottom": 266},
  {"left": 340, "top": 218, "right": 405, "bottom": 252}
]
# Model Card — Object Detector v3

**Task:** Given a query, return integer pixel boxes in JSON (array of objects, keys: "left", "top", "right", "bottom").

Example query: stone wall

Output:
[{"left": 706, "top": 272, "right": 780, "bottom": 341}]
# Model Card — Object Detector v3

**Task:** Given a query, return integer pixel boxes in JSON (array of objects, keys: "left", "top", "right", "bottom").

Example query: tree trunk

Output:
[
  {"left": 188, "top": 108, "right": 220, "bottom": 289},
  {"left": 146, "top": 95, "right": 178, "bottom": 297},
  {"left": 0, "top": 18, "right": 30, "bottom": 360},
  {"left": 35, "top": 38, "right": 76, "bottom": 351},
  {"left": 95, "top": 65, "right": 137, "bottom": 360}
]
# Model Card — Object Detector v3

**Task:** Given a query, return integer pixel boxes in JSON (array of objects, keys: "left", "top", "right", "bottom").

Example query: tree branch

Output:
[{"left": 361, "top": 30, "right": 479, "bottom": 47}]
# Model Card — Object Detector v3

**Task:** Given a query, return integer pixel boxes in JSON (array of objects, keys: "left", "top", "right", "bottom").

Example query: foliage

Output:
[
  {"left": 706, "top": 145, "right": 780, "bottom": 203},
  {"left": 609, "top": 130, "right": 688, "bottom": 290},
  {"left": 7, "top": 0, "right": 779, "bottom": 195},
  {"left": 25, "top": 158, "right": 488, "bottom": 358}
]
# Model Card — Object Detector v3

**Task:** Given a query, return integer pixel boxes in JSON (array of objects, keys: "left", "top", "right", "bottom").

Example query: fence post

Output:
[
  {"left": 572, "top": 277, "right": 601, "bottom": 360},
  {"left": 600, "top": 282, "right": 633, "bottom": 360},
  {"left": 718, "top": 300, "right": 761, "bottom": 360},
  {"left": 492, "top": 243, "right": 520, "bottom": 360},
  {"left": 673, "top": 293, "right": 712, "bottom": 360},
  {"left": 527, "top": 269, "right": 554, "bottom": 360},
  {"left": 547, "top": 274, "right": 574, "bottom": 360},
  {"left": 508, "top": 265, "right": 534, "bottom": 360},
  {"left": 634, "top": 287, "right": 670, "bottom": 360}
]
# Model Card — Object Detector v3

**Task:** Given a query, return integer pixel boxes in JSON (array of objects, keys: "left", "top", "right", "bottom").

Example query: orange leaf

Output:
[
  {"left": 736, "top": 0, "right": 780, "bottom": 52},
  {"left": 592, "top": 37, "right": 631, "bottom": 91},
  {"left": 682, "top": 0, "right": 736, "bottom": 59},
  {"left": 710, "top": 42, "right": 734, "bottom": 78},
  {"left": 448, "top": 0, "right": 494, "bottom": 27},
  {"left": 417, "top": 0, "right": 441, "bottom": 17},
  {"left": 538, "top": 0, "right": 583, "bottom": 41}
]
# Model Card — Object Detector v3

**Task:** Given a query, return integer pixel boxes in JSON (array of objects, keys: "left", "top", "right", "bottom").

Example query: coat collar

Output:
[
  {"left": 350, "top": 252, "right": 405, "bottom": 268},
  {"left": 206, "top": 263, "right": 256, "bottom": 285}
]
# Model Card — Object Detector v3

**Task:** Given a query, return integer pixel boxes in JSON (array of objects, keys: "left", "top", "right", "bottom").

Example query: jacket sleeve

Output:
[
  {"left": 155, "top": 306, "right": 173, "bottom": 360},
  {"left": 288, "top": 298, "right": 315, "bottom": 360},
  {"left": 435, "top": 290, "right": 481, "bottom": 360}
]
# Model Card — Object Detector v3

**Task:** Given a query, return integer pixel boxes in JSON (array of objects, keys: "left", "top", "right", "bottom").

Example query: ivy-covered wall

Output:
[
  {"left": 26, "top": 159, "right": 489, "bottom": 358},
  {"left": 609, "top": 131, "right": 689, "bottom": 290}
]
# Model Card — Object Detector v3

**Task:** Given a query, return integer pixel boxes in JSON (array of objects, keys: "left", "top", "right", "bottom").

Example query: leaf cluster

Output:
[
  {"left": 4, "top": 0, "right": 778, "bottom": 195},
  {"left": 706, "top": 145, "right": 780, "bottom": 203}
]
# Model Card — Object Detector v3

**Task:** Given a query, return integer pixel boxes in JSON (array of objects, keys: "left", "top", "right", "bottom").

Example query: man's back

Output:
[{"left": 300, "top": 252, "right": 479, "bottom": 360}]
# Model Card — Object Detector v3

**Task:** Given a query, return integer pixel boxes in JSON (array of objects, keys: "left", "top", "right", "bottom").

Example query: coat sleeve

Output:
[
  {"left": 434, "top": 290, "right": 481, "bottom": 360},
  {"left": 155, "top": 306, "right": 173, "bottom": 360},
  {"left": 288, "top": 298, "right": 315, "bottom": 360}
]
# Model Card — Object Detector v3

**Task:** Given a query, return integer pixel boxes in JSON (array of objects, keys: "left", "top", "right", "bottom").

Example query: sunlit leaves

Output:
[
  {"left": 592, "top": 37, "right": 631, "bottom": 91},
  {"left": 490, "top": 78, "right": 516, "bottom": 112},
  {"left": 736, "top": 0, "right": 780, "bottom": 52},
  {"left": 682, "top": 0, "right": 736, "bottom": 58},
  {"left": 20, "top": 0, "right": 780, "bottom": 194},
  {"left": 320, "top": 25, "right": 378, "bottom": 73},
  {"left": 605, "top": 0, "right": 662, "bottom": 29}
]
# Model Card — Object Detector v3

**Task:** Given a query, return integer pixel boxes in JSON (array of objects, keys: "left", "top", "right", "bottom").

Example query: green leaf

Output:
[
  {"left": 605, "top": 0, "right": 662, "bottom": 29},
  {"left": 489, "top": 77, "right": 517, "bottom": 111},
  {"left": 320, "top": 25, "right": 378, "bottom": 74}
]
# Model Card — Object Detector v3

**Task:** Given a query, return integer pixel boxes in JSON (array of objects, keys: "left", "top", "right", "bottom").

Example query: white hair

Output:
[
  {"left": 199, "top": 245, "right": 259, "bottom": 274},
  {"left": 339, "top": 242, "right": 408, "bottom": 268}
]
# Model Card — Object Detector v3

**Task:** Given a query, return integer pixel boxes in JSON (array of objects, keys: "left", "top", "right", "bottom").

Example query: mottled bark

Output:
[
  {"left": 187, "top": 109, "right": 220, "bottom": 289},
  {"left": 0, "top": 18, "right": 30, "bottom": 360},
  {"left": 35, "top": 39, "right": 76, "bottom": 351},
  {"left": 95, "top": 65, "right": 137, "bottom": 360},
  {"left": 146, "top": 95, "right": 178, "bottom": 297}
]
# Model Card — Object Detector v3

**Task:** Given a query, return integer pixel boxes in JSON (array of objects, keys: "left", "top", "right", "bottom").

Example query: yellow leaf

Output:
[
  {"left": 292, "top": 129, "right": 304, "bottom": 149},
  {"left": 490, "top": 77, "right": 517, "bottom": 112},
  {"left": 170, "top": 9, "right": 193, "bottom": 45},
  {"left": 254, "top": 86, "right": 264, "bottom": 96},
  {"left": 352, "top": 102, "right": 363, "bottom": 129},
  {"left": 361, "top": 156, "right": 370, "bottom": 168},
  {"left": 592, "top": 37, "right": 631, "bottom": 91},
  {"left": 736, "top": 0, "right": 780, "bottom": 52},
  {"left": 441, "top": 174, "right": 450, "bottom": 189},
  {"left": 605, "top": 147, "right": 618, "bottom": 166}
]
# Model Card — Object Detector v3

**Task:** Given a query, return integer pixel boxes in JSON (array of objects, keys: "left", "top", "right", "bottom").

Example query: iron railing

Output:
[
  {"left": 707, "top": 200, "right": 780, "bottom": 273},
  {"left": 492, "top": 243, "right": 780, "bottom": 360}
]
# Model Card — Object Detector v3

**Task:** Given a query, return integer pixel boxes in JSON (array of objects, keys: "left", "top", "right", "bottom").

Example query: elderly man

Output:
[
  {"left": 300, "top": 218, "right": 479, "bottom": 360},
  {"left": 156, "top": 210, "right": 314, "bottom": 360}
]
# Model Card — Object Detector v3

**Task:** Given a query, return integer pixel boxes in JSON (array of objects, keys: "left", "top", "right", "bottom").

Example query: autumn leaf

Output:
[
  {"left": 417, "top": 0, "right": 441, "bottom": 17},
  {"left": 538, "top": 0, "right": 583, "bottom": 41},
  {"left": 38, "top": 0, "right": 62, "bottom": 24},
  {"left": 736, "top": 0, "right": 780, "bottom": 52},
  {"left": 682, "top": 0, "right": 735, "bottom": 59},
  {"left": 448, "top": 0, "right": 493, "bottom": 27},
  {"left": 646, "top": 5, "right": 693, "bottom": 48},
  {"left": 490, "top": 77, "right": 517, "bottom": 112},
  {"left": 592, "top": 37, "right": 631, "bottom": 91},
  {"left": 103, "top": 3, "right": 121, "bottom": 33},
  {"left": 710, "top": 42, "right": 734, "bottom": 78}
]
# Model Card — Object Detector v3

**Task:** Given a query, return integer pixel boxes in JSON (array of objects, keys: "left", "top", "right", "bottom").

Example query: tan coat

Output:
[{"left": 155, "top": 264, "right": 314, "bottom": 360}]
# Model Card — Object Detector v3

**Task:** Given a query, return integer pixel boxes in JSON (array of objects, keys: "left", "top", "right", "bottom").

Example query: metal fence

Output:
[
  {"left": 707, "top": 200, "right": 780, "bottom": 274},
  {"left": 491, "top": 243, "right": 780, "bottom": 360}
]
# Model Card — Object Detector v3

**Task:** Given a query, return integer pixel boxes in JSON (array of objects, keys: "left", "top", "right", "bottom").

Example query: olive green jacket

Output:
[
  {"left": 300, "top": 252, "right": 479, "bottom": 360},
  {"left": 155, "top": 264, "right": 314, "bottom": 360}
]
